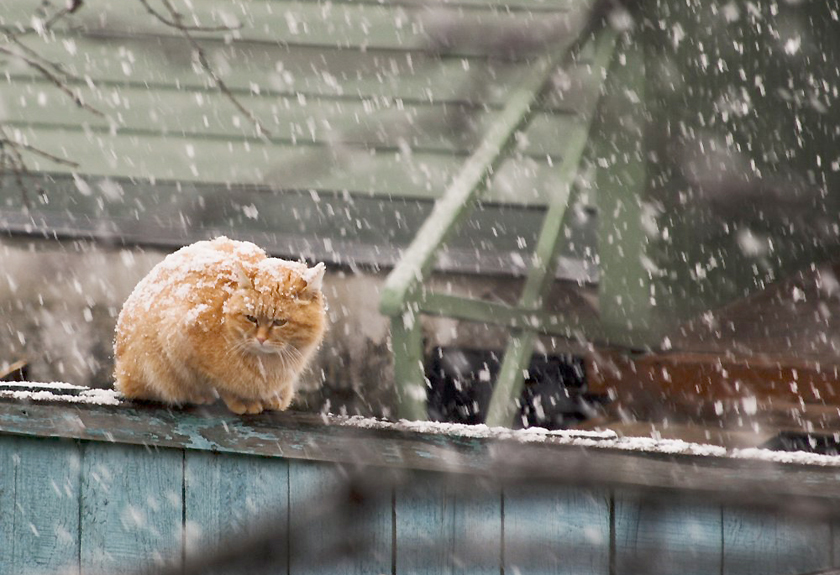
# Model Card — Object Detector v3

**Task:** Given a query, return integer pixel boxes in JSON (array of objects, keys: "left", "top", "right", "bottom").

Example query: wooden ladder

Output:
[{"left": 380, "top": 24, "right": 618, "bottom": 426}]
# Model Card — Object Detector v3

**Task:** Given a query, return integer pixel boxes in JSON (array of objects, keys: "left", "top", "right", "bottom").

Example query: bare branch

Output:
[
  {"left": 11, "top": 140, "right": 79, "bottom": 168},
  {"left": 6, "top": 34, "right": 86, "bottom": 84},
  {"left": 0, "top": 127, "right": 34, "bottom": 209},
  {"left": 43, "top": 0, "right": 84, "bottom": 30},
  {"left": 137, "top": 0, "right": 242, "bottom": 33},
  {"left": 0, "top": 0, "right": 90, "bottom": 206},
  {"left": 0, "top": 45, "right": 104, "bottom": 118},
  {"left": 147, "top": 0, "right": 272, "bottom": 138},
  {"left": 0, "top": 0, "right": 83, "bottom": 40}
]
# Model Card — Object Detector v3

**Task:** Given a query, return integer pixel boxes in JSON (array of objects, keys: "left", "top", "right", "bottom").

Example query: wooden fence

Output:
[{"left": 0, "top": 397, "right": 838, "bottom": 574}]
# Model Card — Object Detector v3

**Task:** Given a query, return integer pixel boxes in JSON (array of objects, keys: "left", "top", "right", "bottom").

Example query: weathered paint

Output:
[
  {"left": 6, "top": 399, "right": 840, "bottom": 501},
  {"left": 79, "top": 443, "right": 184, "bottom": 574},
  {"left": 185, "top": 450, "right": 289, "bottom": 556},
  {"left": 289, "top": 460, "right": 392, "bottom": 575},
  {"left": 0, "top": 437, "right": 82, "bottom": 575},
  {"left": 504, "top": 484, "right": 610, "bottom": 575},
  {"left": 722, "top": 508, "right": 831, "bottom": 575},
  {"left": 614, "top": 494, "right": 722, "bottom": 575},
  {"left": 0, "top": 402, "right": 837, "bottom": 573},
  {"left": 396, "top": 472, "right": 502, "bottom": 575}
]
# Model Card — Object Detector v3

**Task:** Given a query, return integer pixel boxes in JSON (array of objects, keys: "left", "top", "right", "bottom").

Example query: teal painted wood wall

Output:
[{"left": 0, "top": 433, "right": 836, "bottom": 575}]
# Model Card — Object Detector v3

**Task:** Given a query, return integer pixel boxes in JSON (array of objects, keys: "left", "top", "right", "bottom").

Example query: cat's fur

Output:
[{"left": 113, "top": 237, "right": 327, "bottom": 414}]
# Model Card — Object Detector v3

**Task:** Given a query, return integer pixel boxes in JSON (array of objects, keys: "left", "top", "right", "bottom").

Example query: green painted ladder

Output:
[{"left": 380, "top": 26, "right": 618, "bottom": 426}]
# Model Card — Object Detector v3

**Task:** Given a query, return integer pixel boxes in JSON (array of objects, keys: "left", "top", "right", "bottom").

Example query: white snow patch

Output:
[
  {"left": 335, "top": 415, "right": 618, "bottom": 441},
  {"left": 783, "top": 36, "right": 801, "bottom": 55},
  {"left": 331, "top": 415, "right": 840, "bottom": 467},
  {"left": 242, "top": 204, "right": 259, "bottom": 219},
  {"left": 0, "top": 384, "right": 122, "bottom": 406},
  {"left": 5, "top": 384, "right": 840, "bottom": 468},
  {"left": 0, "top": 381, "right": 86, "bottom": 390}
]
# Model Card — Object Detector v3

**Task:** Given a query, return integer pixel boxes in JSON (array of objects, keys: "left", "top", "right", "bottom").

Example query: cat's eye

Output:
[
  {"left": 245, "top": 315, "right": 258, "bottom": 323},
  {"left": 272, "top": 318, "right": 287, "bottom": 327}
]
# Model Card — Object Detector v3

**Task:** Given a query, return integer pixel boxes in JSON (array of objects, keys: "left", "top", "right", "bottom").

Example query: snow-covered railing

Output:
[{"left": 2, "top": 381, "right": 840, "bottom": 495}]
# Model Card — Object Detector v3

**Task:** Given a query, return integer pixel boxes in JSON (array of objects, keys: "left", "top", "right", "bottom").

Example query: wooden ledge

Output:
[{"left": 3, "top": 395, "right": 840, "bottom": 505}]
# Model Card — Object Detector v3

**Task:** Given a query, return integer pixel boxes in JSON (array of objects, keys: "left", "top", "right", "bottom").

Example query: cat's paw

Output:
[
  {"left": 222, "top": 395, "right": 264, "bottom": 415},
  {"left": 260, "top": 393, "right": 292, "bottom": 412},
  {"left": 185, "top": 393, "right": 217, "bottom": 406}
]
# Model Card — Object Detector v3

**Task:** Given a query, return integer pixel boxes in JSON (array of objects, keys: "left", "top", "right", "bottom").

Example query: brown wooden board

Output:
[{"left": 587, "top": 350, "right": 840, "bottom": 408}]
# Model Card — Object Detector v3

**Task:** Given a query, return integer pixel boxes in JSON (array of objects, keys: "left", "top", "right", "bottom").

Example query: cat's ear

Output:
[
  {"left": 302, "top": 262, "right": 326, "bottom": 295},
  {"left": 234, "top": 263, "right": 253, "bottom": 290}
]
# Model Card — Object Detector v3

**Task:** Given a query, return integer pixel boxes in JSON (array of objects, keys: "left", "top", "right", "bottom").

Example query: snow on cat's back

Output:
[{"left": 113, "top": 237, "right": 327, "bottom": 414}]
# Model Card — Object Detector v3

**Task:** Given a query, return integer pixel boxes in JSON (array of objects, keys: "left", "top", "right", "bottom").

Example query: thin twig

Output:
[
  {"left": 11, "top": 140, "right": 79, "bottom": 167},
  {"left": 137, "top": 0, "right": 243, "bottom": 33},
  {"left": 150, "top": 0, "right": 272, "bottom": 138},
  {"left": 0, "top": 127, "right": 34, "bottom": 209},
  {"left": 0, "top": 0, "right": 83, "bottom": 40},
  {"left": 0, "top": 45, "right": 104, "bottom": 118},
  {"left": 43, "top": 0, "right": 84, "bottom": 30},
  {"left": 0, "top": 0, "right": 88, "bottom": 206},
  {"left": 0, "top": 128, "right": 79, "bottom": 209},
  {"left": 7, "top": 34, "right": 86, "bottom": 84}
]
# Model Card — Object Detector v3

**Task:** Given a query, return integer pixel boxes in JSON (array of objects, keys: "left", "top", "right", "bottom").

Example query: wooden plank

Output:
[
  {"left": 0, "top": 174, "right": 563, "bottom": 278},
  {"left": 471, "top": 28, "right": 616, "bottom": 427},
  {"left": 289, "top": 460, "right": 392, "bottom": 574},
  {"left": 184, "top": 451, "right": 289, "bottom": 564},
  {"left": 14, "top": 126, "right": 457, "bottom": 199},
  {"left": 418, "top": 292, "right": 603, "bottom": 340},
  {"left": 379, "top": 21, "right": 580, "bottom": 315},
  {"left": 12, "top": 126, "right": 567, "bottom": 206},
  {"left": 614, "top": 493, "right": 721, "bottom": 575},
  {"left": 593, "top": 29, "right": 659, "bottom": 347},
  {"left": 586, "top": 350, "right": 840, "bottom": 416},
  {"left": 722, "top": 508, "right": 832, "bottom": 575},
  {"left": 0, "top": 0, "right": 581, "bottom": 19},
  {"left": 504, "top": 485, "right": 609, "bottom": 575},
  {"left": 4, "top": 0, "right": 580, "bottom": 55},
  {"left": 834, "top": 519, "right": 840, "bottom": 569},
  {"left": 0, "top": 436, "right": 17, "bottom": 574},
  {"left": 395, "top": 472, "right": 501, "bottom": 574},
  {"left": 79, "top": 442, "right": 184, "bottom": 575},
  {"left": 2, "top": 82, "right": 580, "bottom": 159},
  {"left": 6, "top": 35, "right": 519, "bottom": 104},
  {"left": 6, "top": 401, "right": 840, "bottom": 503},
  {"left": 9, "top": 437, "right": 81, "bottom": 575},
  {"left": 391, "top": 313, "right": 428, "bottom": 421},
  {"left": 283, "top": 0, "right": 581, "bottom": 9},
  {"left": 5, "top": 34, "right": 596, "bottom": 109}
]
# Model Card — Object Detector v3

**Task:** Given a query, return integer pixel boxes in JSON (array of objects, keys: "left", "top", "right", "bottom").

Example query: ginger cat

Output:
[{"left": 114, "top": 237, "right": 326, "bottom": 414}]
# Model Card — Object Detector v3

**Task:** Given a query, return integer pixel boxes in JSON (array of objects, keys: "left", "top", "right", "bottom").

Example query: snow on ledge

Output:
[
  {"left": 331, "top": 415, "right": 840, "bottom": 468},
  {"left": 0, "top": 382, "right": 123, "bottom": 406},
  {"left": 3, "top": 382, "right": 840, "bottom": 468}
]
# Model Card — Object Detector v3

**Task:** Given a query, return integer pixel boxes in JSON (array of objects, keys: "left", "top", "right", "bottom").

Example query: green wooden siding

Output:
[
  {"left": 1, "top": 0, "right": 599, "bottom": 200},
  {"left": 1, "top": 0, "right": 601, "bottom": 281}
]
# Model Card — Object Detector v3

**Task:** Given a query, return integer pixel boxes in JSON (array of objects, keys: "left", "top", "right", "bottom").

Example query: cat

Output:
[{"left": 113, "top": 237, "right": 327, "bottom": 414}]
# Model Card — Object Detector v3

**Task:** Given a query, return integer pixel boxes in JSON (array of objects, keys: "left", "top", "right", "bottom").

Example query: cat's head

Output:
[{"left": 224, "top": 260, "right": 327, "bottom": 358}]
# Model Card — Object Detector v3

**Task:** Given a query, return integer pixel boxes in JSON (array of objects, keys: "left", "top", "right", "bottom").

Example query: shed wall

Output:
[{"left": 0, "top": 433, "right": 833, "bottom": 575}]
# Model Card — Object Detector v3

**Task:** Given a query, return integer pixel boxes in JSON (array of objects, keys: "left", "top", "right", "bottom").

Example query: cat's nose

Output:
[{"left": 256, "top": 335, "right": 268, "bottom": 344}]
